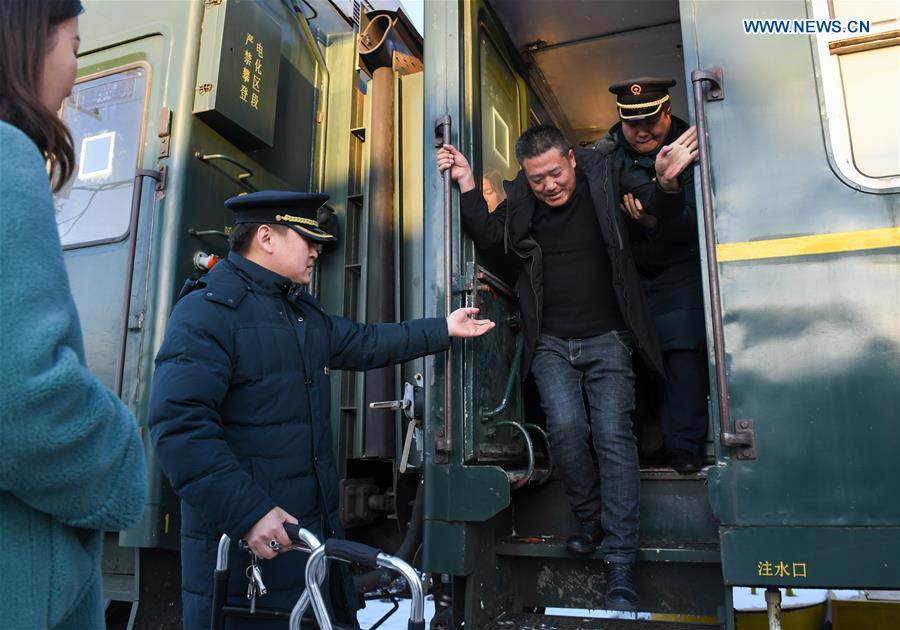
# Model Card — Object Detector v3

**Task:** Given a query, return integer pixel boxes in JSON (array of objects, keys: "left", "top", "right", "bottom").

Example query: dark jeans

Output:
[
  {"left": 531, "top": 331, "right": 639, "bottom": 563},
  {"left": 661, "top": 348, "right": 710, "bottom": 457}
]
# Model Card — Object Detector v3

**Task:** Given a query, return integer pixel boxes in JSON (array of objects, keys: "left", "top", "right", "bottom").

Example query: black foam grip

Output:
[
  {"left": 408, "top": 620, "right": 425, "bottom": 630},
  {"left": 323, "top": 538, "right": 381, "bottom": 569},
  {"left": 283, "top": 522, "right": 303, "bottom": 544}
]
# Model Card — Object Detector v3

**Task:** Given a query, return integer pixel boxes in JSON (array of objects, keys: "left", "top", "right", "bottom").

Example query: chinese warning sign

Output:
[
  {"left": 240, "top": 32, "right": 265, "bottom": 111},
  {"left": 193, "top": 0, "right": 281, "bottom": 148}
]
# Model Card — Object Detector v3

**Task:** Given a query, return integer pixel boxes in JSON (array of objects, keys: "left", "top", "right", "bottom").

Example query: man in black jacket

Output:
[
  {"left": 601, "top": 78, "right": 709, "bottom": 474},
  {"left": 437, "top": 124, "right": 696, "bottom": 610},
  {"left": 148, "top": 191, "right": 494, "bottom": 629}
]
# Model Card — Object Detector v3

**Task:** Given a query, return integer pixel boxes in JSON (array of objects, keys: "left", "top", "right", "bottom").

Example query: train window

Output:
[
  {"left": 812, "top": 0, "right": 900, "bottom": 190},
  {"left": 479, "top": 32, "right": 521, "bottom": 212},
  {"left": 56, "top": 65, "right": 150, "bottom": 247}
]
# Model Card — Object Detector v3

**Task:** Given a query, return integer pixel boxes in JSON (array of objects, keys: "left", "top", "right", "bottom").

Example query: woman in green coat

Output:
[{"left": 0, "top": 1, "right": 148, "bottom": 627}]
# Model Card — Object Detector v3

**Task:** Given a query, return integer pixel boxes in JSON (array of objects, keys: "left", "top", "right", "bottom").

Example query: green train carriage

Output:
[
  {"left": 420, "top": 0, "right": 899, "bottom": 627},
  {"left": 59, "top": 0, "right": 899, "bottom": 628}
]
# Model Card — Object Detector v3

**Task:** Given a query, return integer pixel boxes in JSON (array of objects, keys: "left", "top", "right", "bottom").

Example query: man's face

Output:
[
  {"left": 620, "top": 109, "right": 672, "bottom": 155},
  {"left": 521, "top": 148, "right": 578, "bottom": 207},
  {"left": 270, "top": 226, "right": 320, "bottom": 284}
]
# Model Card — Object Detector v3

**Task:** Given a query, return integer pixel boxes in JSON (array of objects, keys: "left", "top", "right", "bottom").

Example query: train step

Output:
[
  {"left": 495, "top": 538, "right": 720, "bottom": 563},
  {"left": 484, "top": 613, "right": 719, "bottom": 629}
]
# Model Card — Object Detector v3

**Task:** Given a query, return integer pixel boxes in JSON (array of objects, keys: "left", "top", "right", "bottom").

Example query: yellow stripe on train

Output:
[{"left": 716, "top": 226, "right": 900, "bottom": 262}]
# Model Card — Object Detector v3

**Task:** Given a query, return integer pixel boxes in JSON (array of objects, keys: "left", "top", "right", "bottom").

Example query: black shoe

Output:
[
  {"left": 606, "top": 562, "right": 639, "bottom": 611},
  {"left": 564, "top": 522, "right": 603, "bottom": 555},
  {"left": 669, "top": 449, "right": 702, "bottom": 474}
]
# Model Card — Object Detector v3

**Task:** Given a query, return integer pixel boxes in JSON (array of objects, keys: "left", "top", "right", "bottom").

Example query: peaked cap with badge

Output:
[
  {"left": 609, "top": 77, "right": 677, "bottom": 121},
  {"left": 224, "top": 190, "right": 337, "bottom": 243}
]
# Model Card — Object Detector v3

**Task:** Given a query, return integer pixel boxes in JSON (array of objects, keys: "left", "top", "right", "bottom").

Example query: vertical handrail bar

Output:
[
  {"left": 434, "top": 115, "right": 453, "bottom": 460},
  {"left": 691, "top": 68, "right": 753, "bottom": 452}
]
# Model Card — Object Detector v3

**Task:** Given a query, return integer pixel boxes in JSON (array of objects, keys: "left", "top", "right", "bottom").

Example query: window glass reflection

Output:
[{"left": 56, "top": 67, "right": 148, "bottom": 246}]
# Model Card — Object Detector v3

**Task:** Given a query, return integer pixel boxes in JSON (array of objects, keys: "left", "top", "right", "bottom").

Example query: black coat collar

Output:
[{"left": 228, "top": 251, "right": 295, "bottom": 296}]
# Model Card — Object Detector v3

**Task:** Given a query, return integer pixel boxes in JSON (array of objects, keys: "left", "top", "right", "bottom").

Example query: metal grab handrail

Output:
[
  {"left": 482, "top": 335, "right": 524, "bottom": 420},
  {"left": 490, "top": 420, "right": 535, "bottom": 490},
  {"left": 690, "top": 68, "right": 756, "bottom": 459},
  {"left": 524, "top": 423, "right": 554, "bottom": 485},
  {"left": 434, "top": 115, "right": 453, "bottom": 462},
  {"left": 194, "top": 152, "right": 257, "bottom": 191}
]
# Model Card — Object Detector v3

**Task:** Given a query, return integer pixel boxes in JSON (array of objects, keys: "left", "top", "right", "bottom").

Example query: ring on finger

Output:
[{"left": 268, "top": 539, "right": 283, "bottom": 551}]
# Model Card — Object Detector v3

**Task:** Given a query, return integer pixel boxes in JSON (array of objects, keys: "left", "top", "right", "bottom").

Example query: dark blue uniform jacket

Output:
[
  {"left": 149, "top": 252, "right": 449, "bottom": 629},
  {"left": 601, "top": 116, "right": 706, "bottom": 351}
]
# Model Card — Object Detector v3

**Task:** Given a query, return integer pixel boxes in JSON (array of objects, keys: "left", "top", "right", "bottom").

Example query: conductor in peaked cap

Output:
[
  {"left": 148, "top": 190, "right": 494, "bottom": 629},
  {"left": 608, "top": 77, "right": 677, "bottom": 125},
  {"left": 225, "top": 190, "right": 337, "bottom": 243},
  {"left": 598, "top": 77, "right": 708, "bottom": 477}
]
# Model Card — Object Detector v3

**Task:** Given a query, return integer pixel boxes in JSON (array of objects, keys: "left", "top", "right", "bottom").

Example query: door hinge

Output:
[
  {"left": 128, "top": 311, "right": 145, "bottom": 332},
  {"left": 157, "top": 106, "right": 172, "bottom": 159}
]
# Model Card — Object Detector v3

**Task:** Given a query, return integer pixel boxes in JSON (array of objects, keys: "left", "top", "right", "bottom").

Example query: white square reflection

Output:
[
  {"left": 492, "top": 107, "right": 510, "bottom": 166},
  {"left": 78, "top": 131, "right": 116, "bottom": 180}
]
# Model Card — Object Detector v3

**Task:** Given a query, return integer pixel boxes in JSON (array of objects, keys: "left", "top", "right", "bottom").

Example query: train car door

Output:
[
  {"left": 59, "top": 34, "right": 166, "bottom": 400},
  {"left": 681, "top": 0, "right": 900, "bottom": 589}
]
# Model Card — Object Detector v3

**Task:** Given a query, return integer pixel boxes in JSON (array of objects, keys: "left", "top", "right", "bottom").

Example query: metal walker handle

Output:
[{"left": 304, "top": 539, "right": 426, "bottom": 630}]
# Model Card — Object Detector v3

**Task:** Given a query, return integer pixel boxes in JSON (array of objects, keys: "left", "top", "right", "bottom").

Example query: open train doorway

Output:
[{"left": 479, "top": 0, "right": 709, "bottom": 472}]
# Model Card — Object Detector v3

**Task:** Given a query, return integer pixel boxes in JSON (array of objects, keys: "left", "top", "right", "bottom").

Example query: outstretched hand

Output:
[
  {"left": 655, "top": 126, "right": 698, "bottom": 191},
  {"left": 446, "top": 307, "right": 495, "bottom": 338},
  {"left": 436, "top": 144, "right": 477, "bottom": 193}
]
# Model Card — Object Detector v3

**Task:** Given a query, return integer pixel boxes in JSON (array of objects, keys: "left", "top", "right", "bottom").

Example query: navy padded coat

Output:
[{"left": 149, "top": 252, "right": 449, "bottom": 629}]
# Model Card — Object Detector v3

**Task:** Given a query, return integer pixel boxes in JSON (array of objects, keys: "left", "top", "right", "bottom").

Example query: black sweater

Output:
[{"left": 530, "top": 174, "right": 624, "bottom": 337}]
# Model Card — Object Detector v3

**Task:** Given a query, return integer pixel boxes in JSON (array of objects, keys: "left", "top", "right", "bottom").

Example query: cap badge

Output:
[{"left": 630, "top": 84, "right": 642, "bottom": 95}]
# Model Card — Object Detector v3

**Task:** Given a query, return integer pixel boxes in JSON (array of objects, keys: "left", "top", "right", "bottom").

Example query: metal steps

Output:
[
  {"left": 495, "top": 537, "right": 720, "bottom": 563},
  {"left": 485, "top": 613, "right": 720, "bottom": 629}
]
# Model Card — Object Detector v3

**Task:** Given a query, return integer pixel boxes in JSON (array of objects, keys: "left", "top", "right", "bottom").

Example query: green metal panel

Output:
[
  {"left": 423, "top": 0, "right": 463, "bottom": 465},
  {"left": 680, "top": 0, "right": 900, "bottom": 587},
  {"left": 397, "top": 71, "right": 428, "bottom": 468},
  {"left": 464, "top": 269, "right": 526, "bottom": 465},
  {"left": 317, "top": 31, "right": 358, "bottom": 467},
  {"left": 720, "top": 526, "right": 900, "bottom": 588},
  {"left": 425, "top": 464, "right": 511, "bottom": 523},
  {"left": 193, "top": 0, "right": 282, "bottom": 148},
  {"left": 423, "top": 520, "right": 469, "bottom": 575}
]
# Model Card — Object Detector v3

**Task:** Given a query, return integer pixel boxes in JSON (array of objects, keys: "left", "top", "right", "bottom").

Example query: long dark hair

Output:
[{"left": 0, "top": 0, "right": 84, "bottom": 192}]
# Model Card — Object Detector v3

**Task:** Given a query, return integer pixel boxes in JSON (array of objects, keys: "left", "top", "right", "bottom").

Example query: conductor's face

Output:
[
  {"left": 271, "top": 227, "right": 319, "bottom": 285},
  {"left": 621, "top": 109, "right": 672, "bottom": 155},
  {"left": 522, "top": 148, "right": 578, "bottom": 207}
]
